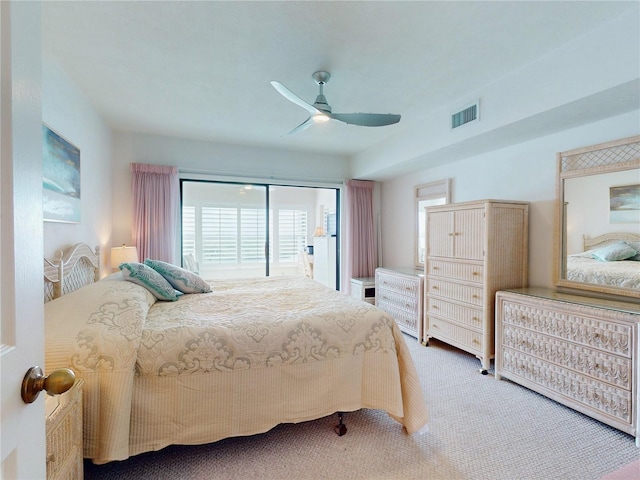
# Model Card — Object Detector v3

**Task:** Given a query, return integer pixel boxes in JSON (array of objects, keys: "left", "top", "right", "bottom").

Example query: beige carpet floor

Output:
[{"left": 84, "top": 336, "right": 640, "bottom": 480}]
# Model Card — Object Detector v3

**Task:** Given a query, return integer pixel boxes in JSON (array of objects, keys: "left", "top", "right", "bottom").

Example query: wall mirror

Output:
[
  {"left": 415, "top": 179, "right": 451, "bottom": 267},
  {"left": 555, "top": 135, "right": 640, "bottom": 300}
]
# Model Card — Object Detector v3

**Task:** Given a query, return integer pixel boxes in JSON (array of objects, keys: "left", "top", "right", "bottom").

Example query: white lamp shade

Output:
[{"left": 111, "top": 245, "right": 139, "bottom": 269}]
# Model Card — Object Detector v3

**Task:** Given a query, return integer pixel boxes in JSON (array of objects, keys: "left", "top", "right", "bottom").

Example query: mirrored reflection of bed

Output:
[
  {"left": 566, "top": 232, "right": 640, "bottom": 289},
  {"left": 43, "top": 243, "right": 429, "bottom": 465}
]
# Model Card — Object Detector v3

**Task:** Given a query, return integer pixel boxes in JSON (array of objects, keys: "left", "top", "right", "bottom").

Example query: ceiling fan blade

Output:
[
  {"left": 328, "top": 112, "right": 401, "bottom": 127},
  {"left": 270, "top": 81, "right": 320, "bottom": 115},
  {"left": 283, "top": 116, "right": 314, "bottom": 136}
]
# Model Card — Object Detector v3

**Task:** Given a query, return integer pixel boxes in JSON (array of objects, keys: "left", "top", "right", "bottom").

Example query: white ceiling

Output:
[{"left": 42, "top": 1, "right": 636, "bottom": 159}]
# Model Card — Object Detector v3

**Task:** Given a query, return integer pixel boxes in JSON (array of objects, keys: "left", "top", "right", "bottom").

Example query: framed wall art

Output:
[
  {"left": 42, "top": 124, "right": 80, "bottom": 223},
  {"left": 609, "top": 183, "right": 640, "bottom": 223}
]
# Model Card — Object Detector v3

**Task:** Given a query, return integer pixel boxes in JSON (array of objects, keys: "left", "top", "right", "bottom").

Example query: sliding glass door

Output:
[{"left": 181, "top": 180, "right": 339, "bottom": 286}]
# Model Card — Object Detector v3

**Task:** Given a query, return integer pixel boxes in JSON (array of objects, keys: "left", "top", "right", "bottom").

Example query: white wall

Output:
[
  {"left": 378, "top": 110, "right": 639, "bottom": 289},
  {"left": 350, "top": 10, "right": 639, "bottom": 180},
  {"left": 565, "top": 169, "right": 640, "bottom": 254},
  {"left": 111, "top": 132, "right": 347, "bottom": 250},
  {"left": 42, "top": 59, "right": 113, "bottom": 274}
]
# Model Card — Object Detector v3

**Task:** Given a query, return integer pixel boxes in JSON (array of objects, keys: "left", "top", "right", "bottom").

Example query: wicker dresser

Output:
[
  {"left": 424, "top": 199, "right": 529, "bottom": 373},
  {"left": 45, "top": 378, "right": 83, "bottom": 480},
  {"left": 375, "top": 267, "right": 424, "bottom": 341},
  {"left": 496, "top": 288, "right": 640, "bottom": 445}
]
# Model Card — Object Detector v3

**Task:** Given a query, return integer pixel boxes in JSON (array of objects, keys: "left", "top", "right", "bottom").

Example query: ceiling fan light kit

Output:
[{"left": 271, "top": 71, "right": 401, "bottom": 135}]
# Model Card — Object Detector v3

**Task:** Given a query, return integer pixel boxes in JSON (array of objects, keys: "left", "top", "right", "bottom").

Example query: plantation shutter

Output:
[
  {"left": 278, "top": 209, "right": 308, "bottom": 262},
  {"left": 202, "top": 206, "right": 237, "bottom": 264}
]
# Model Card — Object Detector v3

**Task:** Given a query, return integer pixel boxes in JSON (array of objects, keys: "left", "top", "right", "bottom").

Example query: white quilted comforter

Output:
[
  {"left": 45, "top": 276, "right": 429, "bottom": 464},
  {"left": 567, "top": 256, "right": 640, "bottom": 289}
]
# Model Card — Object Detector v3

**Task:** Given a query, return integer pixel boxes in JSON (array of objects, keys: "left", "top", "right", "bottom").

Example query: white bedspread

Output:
[
  {"left": 567, "top": 256, "right": 640, "bottom": 289},
  {"left": 45, "top": 276, "right": 429, "bottom": 464}
]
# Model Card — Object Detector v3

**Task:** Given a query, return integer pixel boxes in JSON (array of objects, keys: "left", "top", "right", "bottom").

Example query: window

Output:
[
  {"left": 278, "top": 209, "right": 308, "bottom": 262},
  {"left": 202, "top": 206, "right": 238, "bottom": 264},
  {"left": 415, "top": 179, "right": 451, "bottom": 267},
  {"left": 181, "top": 181, "right": 338, "bottom": 281},
  {"left": 240, "top": 208, "right": 266, "bottom": 263},
  {"left": 182, "top": 205, "right": 196, "bottom": 259}
]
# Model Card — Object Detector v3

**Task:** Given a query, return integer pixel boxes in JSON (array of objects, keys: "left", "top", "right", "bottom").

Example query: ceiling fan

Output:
[{"left": 270, "top": 71, "right": 401, "bottom": 135}]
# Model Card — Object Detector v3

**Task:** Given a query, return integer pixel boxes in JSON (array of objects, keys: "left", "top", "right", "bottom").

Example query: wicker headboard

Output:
[
  {"left": 583, "top": 232, "right": 640, "bottom": 252},
  {"left": 44, "top": 243, "right": 101, "bottom": 303}
]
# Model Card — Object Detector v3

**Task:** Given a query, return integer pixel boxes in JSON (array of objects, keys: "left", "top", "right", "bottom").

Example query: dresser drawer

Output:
[
  {"left": 378, "top": 298, "right": 419, "bottom": 335},
  {"left": 427, "top": 298, "right": 482, "bottom": 330},
  {"left": 375, "top": 268, "right": 424, "bottom": 341},
  {"left": 501, "top": 298, "right": 633, "bottom": 358},
  {"left": 427, "top": 278, "right": 483, "bottom": 307},
  {"left": 377, "top": 288, "right": 419, "bottom": 316},
  {"left": 501, "top": 323, "right": 631, "bottom": 390},
  {"left": 426, "top": 259, "right": 483, "bottom": 283},
  {"left": 501, "top": 347, "right": 633, "bottom": 425},
  {"left": 376, "top": 271, "right": 421, "bottom": 296},
  {"left": 428, "top": 317, "right": 483, "bottom": 353}
]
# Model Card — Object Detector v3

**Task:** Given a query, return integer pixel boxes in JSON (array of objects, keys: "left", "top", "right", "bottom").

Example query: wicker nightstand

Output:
[
  {"left": 45, "top": 378, "right": 83, "bottom": 480},
  {"left": 350, "top": 277, "right": 375, "bottom": 304}
]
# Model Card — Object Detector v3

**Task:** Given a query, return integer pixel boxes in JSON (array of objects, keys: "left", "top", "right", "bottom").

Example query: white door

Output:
[{"left": 1, "top": 2, "right": 46, "bottom": 479}]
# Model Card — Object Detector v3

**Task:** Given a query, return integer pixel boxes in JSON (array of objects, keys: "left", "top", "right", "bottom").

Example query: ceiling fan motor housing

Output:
[{"left": 313, "top": 94, "right": 331, "bottom": 113}]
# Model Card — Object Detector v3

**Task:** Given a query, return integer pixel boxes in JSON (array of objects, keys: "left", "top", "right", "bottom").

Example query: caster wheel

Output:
[{"left": 334, "top": 423, "right": 347, "bottom": 436}]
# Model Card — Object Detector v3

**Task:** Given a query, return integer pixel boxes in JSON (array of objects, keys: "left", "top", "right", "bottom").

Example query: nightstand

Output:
[
  {"left": 45, "top": 378, "right": 83, "bottom": 480},
  {"left": 350, "top": 277, "right": 375, "bottom": 304}
]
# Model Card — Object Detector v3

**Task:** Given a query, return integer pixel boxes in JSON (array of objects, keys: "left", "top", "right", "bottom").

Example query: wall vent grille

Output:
[{"left": 451, "top": 102, "right": 479, "bottom": 129}]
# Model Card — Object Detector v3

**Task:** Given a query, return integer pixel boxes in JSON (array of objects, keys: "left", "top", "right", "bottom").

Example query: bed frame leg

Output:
[{"left": 334, "top": 412, "right": 347, "bottom": 436}]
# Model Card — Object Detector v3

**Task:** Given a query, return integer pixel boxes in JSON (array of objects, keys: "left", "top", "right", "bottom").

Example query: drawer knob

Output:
[{"left": 21, "top": 367, "right": 76, "bottom": 404}]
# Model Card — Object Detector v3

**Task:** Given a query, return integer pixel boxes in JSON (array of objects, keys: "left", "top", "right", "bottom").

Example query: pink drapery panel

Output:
[
  {"left": 342, "top": 179, "right": 376, "bottom": 294},
  {"left": 131, "top": 163, "right": 179, "bottom": 264}
]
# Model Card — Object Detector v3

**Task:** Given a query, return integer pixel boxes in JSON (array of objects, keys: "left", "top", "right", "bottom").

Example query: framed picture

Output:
[
  {"left": 42, "top": 124, "right": 80, "bottom": 223},
  {"left": 609, "top": 184, "right": 640, "bottom": 223}
]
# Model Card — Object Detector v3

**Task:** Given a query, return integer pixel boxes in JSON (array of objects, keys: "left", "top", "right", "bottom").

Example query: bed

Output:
[
  {"left": 566, "top": 232, "right": 640, "bottom": 289},
  {"left": 43, "top": 243, "right": 429, "bottom": 465}
]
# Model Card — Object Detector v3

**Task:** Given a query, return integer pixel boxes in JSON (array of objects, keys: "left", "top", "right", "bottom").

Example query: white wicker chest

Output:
[
  {"left": 375, "top": 267, "right": 424, "bottom": 341},
  {"left": 45, "top": 378, "right": 84, "bottom": 480},
  {"left": 424, "top": 199, "right": 529, "bottom": 373},
  {"left": 496, "top": 288, "right": 640, "bottom": 445}
]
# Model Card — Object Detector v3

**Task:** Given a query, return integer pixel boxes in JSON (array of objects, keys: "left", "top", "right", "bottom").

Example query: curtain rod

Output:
[{"left": 178, "top": 168, "right": 345, "bottom": 189}]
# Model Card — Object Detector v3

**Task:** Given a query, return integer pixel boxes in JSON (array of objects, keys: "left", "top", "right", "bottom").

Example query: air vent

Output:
[{"left": 451, "top": 101, "right": 479, "bottom": 129}]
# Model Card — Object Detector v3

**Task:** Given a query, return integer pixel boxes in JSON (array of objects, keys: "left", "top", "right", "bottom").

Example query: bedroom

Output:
[{"left": 2, "top": 1, "right": 640, "bottom": 479}]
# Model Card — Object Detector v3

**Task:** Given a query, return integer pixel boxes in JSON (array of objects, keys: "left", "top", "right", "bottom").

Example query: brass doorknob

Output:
[{"left": 21, "top": 366, "right": 75, "bottom": 404}]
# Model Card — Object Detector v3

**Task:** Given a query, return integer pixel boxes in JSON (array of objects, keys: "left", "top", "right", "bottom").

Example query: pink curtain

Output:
[
  {"left": 342, "top": 179, "right": 377, "bottom": 294},
  {"left": 131, "top": 163, "right": 179, "bottom": 264}
]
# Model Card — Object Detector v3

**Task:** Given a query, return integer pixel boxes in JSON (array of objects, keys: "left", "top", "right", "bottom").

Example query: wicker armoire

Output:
[{"left": 424, "top": 199, "right": 529, "bottom": 373}]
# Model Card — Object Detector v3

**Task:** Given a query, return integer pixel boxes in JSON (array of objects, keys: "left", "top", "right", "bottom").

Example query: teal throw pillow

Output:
[
  {"left": 119, "top": 262, "right": 180, "bottom": 301},
  {"left": 591, "top": 242, "right": 637, "bottom": 262},
  {"left": 144, "top": 259, "right": 211, "bottom": 294}
]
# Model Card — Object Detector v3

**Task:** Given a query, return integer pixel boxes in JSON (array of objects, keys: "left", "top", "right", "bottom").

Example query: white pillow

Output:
[
  {"left": 625, "top": 241, "right": 640, "bottom": 261},
  {"left": 144, "top": 259, "right": 211, "bottom": 294}
]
